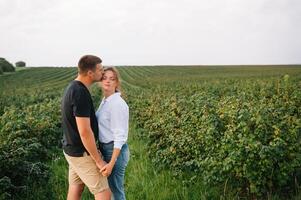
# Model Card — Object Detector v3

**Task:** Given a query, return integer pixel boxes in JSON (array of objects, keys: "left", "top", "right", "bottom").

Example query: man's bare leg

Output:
[
  {"left": 94, "top": 188, "right": 111, "bottom": 200},
  {"left": 67, "top": 184, "right": 85, "bottom": 200}
]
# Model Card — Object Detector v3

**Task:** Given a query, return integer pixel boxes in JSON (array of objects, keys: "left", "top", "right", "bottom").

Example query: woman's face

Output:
[{"left": 101, "top": 70, "right": 118, "bottom": 93}]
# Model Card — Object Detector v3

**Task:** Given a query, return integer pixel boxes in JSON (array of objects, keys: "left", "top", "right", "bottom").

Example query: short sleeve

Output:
[{"left": 72, "top": 89, "right": 91, "bottom": 117}]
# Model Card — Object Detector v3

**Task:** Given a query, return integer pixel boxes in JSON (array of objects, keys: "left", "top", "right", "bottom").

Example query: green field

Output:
[{"left": 0, "top": 65, "right": 301, "bottom": 199}]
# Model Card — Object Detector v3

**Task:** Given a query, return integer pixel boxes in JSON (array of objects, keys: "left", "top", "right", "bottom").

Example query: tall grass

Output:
[
  {"left": 126, "top": 125, "right": 215, "bottom": 200},
  {"left": 23, "top": 124, "right": 301, "bottom": 200},
  {"left": 46, "top": 123, "right": 218, "bottom": 199}
]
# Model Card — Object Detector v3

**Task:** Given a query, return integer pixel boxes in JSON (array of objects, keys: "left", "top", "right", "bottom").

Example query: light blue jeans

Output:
[{"left": 101, "top": 142, "right": 130, "bottom": 200}]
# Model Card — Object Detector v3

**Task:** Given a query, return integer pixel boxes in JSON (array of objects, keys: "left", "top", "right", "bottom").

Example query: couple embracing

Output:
[{"left": 61, "top": 55, "right": 129, "bottom": 200}]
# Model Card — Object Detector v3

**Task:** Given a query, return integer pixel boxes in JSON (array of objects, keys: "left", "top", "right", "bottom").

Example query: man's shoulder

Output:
[
  {"left": 67, "top": 81, "right": 88, "bottom": 94},
  {"left": 63, "top": 81, "right": 90, "bottom": 103},
  {"left": 69, "top": 80, "right": 84, "bottom": 89}
]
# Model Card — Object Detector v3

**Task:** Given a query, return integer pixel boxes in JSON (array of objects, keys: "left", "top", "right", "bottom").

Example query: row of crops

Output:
[
  {"left": 0, "top": 67, "right": 77, "bottom": 199},
  {"left": 1, "top": 66, "right": 301, "bottom": 199},
  {"left": 117, "top": 65, "right": 301, "bottom": 197}
]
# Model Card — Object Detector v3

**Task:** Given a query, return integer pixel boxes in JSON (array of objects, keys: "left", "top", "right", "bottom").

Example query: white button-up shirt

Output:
[{"left": 95, "top": 92, "right": 129, "bottom": 149}]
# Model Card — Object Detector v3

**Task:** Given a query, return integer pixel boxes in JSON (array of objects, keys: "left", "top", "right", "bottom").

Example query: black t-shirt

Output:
[{"left": 61, "top": 80, "right": 99, "bottom": 156}]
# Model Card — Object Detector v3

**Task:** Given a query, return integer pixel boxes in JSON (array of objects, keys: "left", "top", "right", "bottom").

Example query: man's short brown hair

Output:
[{"left": 78, "top": 55, "right": 102, "bottom": 74}]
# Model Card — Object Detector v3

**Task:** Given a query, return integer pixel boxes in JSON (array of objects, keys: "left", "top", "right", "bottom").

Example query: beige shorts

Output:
[{"left": 63, "top": 151, "right": 109, "bottom": 195}]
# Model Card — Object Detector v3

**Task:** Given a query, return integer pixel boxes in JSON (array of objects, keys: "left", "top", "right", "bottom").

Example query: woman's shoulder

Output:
[{"left": 110, "top": 94, "right": 128, "bottom": 108}]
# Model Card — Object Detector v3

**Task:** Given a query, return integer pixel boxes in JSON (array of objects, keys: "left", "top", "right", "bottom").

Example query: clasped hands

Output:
[{"left": 96, "top": 160, "right": 113, "bottom": 177}]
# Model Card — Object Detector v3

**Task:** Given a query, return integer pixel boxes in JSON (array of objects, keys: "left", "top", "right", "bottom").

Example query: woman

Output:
[{"left": 95, "top": 67, "right": 130, "bottom": 200}]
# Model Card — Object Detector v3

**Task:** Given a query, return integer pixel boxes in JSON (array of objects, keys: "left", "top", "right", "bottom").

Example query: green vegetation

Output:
[
  {"left": 0, "top": 67, "right": 76, "bottom": 199},
  {"left": 0, "top": 65, "right": 301, "bottom": 199},
  {"left": 15, "top": 61, "right": 26, "bottom": 67},
  {"left": 0, "top": 58, "right": 15, "bottom": 73}
]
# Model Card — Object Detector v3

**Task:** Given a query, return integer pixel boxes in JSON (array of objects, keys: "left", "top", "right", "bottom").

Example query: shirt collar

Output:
[{"left": 104, "top": 92, "right": 121, "bottom": 103}]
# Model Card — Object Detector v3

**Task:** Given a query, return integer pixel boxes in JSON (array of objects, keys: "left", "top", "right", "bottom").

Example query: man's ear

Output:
[{"left": 87, "top": 70, "right": 93, "bottom": 77}]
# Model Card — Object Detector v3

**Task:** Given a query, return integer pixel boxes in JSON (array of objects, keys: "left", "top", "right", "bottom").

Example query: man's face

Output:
[{"left": 90, "top": 63, "right": 104, "bottom": 82}]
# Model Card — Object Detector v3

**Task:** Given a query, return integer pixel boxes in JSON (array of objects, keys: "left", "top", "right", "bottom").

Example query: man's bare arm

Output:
[{"left": 75, "top": 117, "right": 106, "bottom": 168}]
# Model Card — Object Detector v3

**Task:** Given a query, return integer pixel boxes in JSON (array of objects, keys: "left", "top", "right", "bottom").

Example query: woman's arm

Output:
[
  {"left": 101, "top": 99, "right": 129, "bottom": 176},
  {"left": 100, "top": 148, "right": 121, "bottom": 176}
]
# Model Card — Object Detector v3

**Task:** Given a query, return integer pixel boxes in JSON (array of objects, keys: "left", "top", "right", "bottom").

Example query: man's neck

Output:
[{"left": 75, "top": 75, "right": 92, "bottom": 88}]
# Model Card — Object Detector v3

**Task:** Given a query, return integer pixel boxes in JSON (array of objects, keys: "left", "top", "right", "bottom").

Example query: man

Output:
[{"left": 61, "top": 55, "right": 111, "bottom": 200}]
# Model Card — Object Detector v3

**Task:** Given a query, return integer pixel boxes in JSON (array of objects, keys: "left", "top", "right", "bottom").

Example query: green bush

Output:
[
  {"left": 15, "top": 61, "right": 26, "bottom": 67},
  {"left": 0, "top": 67, "right": 76, "bottom": 199},
  {"left": 0, "top": 66, "right": 3, "bottom": 75},
  {"left": 131, "top": 76, "right": 301, "bottom": 197},
  {"left": 0, "top": 58, "right": 15, "bottom": 72},
  {"left": 0, "top": 100, "right": 61, "bottom": 198}
]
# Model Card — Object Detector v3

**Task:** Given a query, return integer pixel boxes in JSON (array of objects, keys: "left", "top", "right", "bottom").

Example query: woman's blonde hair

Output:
[{"left": 101, "top": 66, "right": 122, "bottom": 94}]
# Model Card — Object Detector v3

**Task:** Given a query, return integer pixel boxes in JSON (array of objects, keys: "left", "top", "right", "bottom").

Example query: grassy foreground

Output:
[
  {"left": 40, "top": 122, "right": 301, "bottom": 200},
  {"left": 46, "top": 122, "right": 220, "bottom": 200},
  {"left": 44, "top": 123, "right": 301, "bottom": 200}
]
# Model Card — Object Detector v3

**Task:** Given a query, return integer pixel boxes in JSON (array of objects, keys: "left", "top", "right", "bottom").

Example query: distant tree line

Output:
[{"left": 0, "top": 58, "right": 26, "bottom": 75}]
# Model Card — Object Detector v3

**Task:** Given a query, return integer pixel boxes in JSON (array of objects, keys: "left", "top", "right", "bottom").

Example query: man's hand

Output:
[
  {"left": 96, "top": 159, "right": 107, "bottom": 172},
  {"left": 100, "top": 163, "right": 114, "bottom": 177}
]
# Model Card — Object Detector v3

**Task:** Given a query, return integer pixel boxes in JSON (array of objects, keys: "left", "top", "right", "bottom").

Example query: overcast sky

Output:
[{"left": 0, "top": 0, "right": 300, "bottom": 66}]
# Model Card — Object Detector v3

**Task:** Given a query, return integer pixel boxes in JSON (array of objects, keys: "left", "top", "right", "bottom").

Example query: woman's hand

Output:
[
  {"left": 101, "top": 148, "right": 120, "bottom": 176},
  {"left": 100, "top": 162, "right": 114, "bottom": 177}
]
